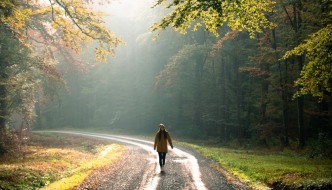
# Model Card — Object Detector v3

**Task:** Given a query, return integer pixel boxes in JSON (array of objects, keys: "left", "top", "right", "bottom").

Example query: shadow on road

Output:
[{"left": 159, "top": 171, "right": 167, "bottom": 176}]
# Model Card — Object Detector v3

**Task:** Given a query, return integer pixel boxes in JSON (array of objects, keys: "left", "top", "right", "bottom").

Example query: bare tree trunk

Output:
[
  {"left": 272, "top": 28, "right": 290, "bottom": 146},
  {"left": 258, "top": 36, "right": 270, "bottom": 147},
  {"left": 0, "top": 72, "right": 9, "bottom": 155},
  {"left": 297, "top": 56, "right": 305, "bottom": 147},
  {"left": 223, "top": 58, "right": 228, "bottom": 142},
  {"left": 176, "top": 90, "right": 183, "bottom": 128},
  {"left": 194, "top": 55, "right": 204, "bottom": 135},
  {"left": 232, "top": 43, "right": 243, "bottom": 140},
  {"left": 284, "top": 0, "right": 305, "bottom": 147},
  {"left": 219, "top": 56, "right": 228, "bottom": 142},
  {"left": 280, "top": 60, "right": 290, "bottom": 146},
  {"left": 294, "top": 0, "right": 305, "bottom": 147}
]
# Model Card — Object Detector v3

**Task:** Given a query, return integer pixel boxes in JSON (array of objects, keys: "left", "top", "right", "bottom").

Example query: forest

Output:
[{"left": 0, "top": 0, "right": 331, "bottom": 156}]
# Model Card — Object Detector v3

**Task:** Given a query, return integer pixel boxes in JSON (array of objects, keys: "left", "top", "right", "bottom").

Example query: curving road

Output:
[{"left": 42, "top": 131, "right": 250, "bottom": 190}]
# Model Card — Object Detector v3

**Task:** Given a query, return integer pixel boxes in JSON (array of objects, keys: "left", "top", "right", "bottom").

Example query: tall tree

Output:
[{"left": 0, "top": 0, "right": 121, "bottom": 155}]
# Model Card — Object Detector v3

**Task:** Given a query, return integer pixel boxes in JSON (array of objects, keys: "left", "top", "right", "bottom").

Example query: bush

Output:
[
  {"left": 308, "top": 132, "right": 332, "bottom": 158},
  {"left": 0, "top": 126, "right": 27, "bottom": 156}
]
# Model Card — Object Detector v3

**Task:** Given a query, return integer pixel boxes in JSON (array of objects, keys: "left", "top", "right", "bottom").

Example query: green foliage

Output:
[
  {"left": 309, "top": 132, "right": 332, "bottom": 158},
  {"left": 283, "top": 24, "right": 332, "bottom": 101},
  {"left": 0, "top": 0, "right": 16, "bottom": 18},
  {"left": 0, "top": 169, "right": 52, "bottom": 190},
  {"left": 0, "top": 127, "right": 20, "bottom": 155},
  {"left": 152, "top": 0, "right": 275, "bottom": 38},
  {"left": 155, "top": 44, "right": 210, "bottom": 88},
  {"left": 0, "top": 25, "right": 45, "bottom": 155},
  {"left": 0, "top": 33, "right": 44, "bottom": 123}
]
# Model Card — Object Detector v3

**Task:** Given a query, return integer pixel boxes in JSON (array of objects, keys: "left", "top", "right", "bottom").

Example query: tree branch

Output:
[
  {"left": 282, "top": 5, "right": 295, "bottom": 30},
  {"left": 52, "top": 0, "right": 104, "bottom": 40}
]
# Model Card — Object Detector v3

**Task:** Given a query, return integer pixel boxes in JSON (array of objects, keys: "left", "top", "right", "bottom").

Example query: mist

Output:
[
  {"left": 36, "top": 0, "right": 182, "bottom": 135},
  {"left": 34, "top": 0, "right": 332, "bottom": 145}
]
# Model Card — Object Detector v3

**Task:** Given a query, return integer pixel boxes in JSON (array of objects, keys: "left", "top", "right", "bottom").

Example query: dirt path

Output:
[{"left": 46, "top": 131, "right": 250, "bottom": 190}]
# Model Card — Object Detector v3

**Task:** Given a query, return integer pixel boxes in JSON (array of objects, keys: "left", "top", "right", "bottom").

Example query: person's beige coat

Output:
[{"left": 154, "top": 131, "right": 173, "bottom": 153}]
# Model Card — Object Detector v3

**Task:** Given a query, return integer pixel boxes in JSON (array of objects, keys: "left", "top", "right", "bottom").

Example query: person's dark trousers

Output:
[{"left": 158, "top": 152, "right": 167, "bottom": 167}]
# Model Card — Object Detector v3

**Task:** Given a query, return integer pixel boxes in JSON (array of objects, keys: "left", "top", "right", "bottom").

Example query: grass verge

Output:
[
  {"left": 179, "top": 142, "right": 332, "bottom": 190},
  {"left": 0, "top": 133, "right": 124, "bottom": 190}
]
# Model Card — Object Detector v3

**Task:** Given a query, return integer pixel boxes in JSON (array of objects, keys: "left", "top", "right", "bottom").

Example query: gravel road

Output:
[{"left": 45, "top": 131, "right": 251, "bottom": 190}]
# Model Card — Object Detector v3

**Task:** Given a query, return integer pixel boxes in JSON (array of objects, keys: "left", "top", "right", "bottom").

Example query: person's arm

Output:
[
  {"left": 154, "top": 134, "right": 158, "bottom": 150},
  {"left": 167, "top": 133, "right": 173, "bottom": 149}
]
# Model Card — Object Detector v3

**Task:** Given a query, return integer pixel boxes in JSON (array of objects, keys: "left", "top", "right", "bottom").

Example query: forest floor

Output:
[{"left": 0, "top": 133, "right": 124, "bottom": 190}]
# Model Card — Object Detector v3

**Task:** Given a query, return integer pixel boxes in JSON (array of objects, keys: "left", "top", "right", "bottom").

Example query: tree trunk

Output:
[
  {"left": 297, "top": 56, "right": 305, "bottom": 147},
  {"left": 284, "top": 0, "right": 305, "bottom": 147},
  {"left": 259, "top": 40, "right": 270, "bottom": 147},
  {"left": 219, "top": 56, "right": 228, "bottom": 142},
  {"left": 272, "top": 28, "right": 290, "bottom": 146},
  {"left": 294, "top": 0, "right": 305, "bottom": 147},
  {"left": 233, "top": 44, "right": 242, "bottom": 139},
  {"left": 259, "top": 61, "right": 269, "bottom": 135},
  {"left": 0, "top": 72, "right": 9, "bottom": 155},
  {"left": 0, "top": 87, "right": 7, "bottom": 127},
  {"left": 176, "top": 90, "right": 183, "bottom": 128},
  {"left": 280, "top": 60, "right": 290, "bottom": 146},
  {"left": 193, "top": 55, "right": 204, "bottom": 136}
]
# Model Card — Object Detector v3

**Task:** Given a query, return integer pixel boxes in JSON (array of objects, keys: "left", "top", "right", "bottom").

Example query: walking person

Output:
[{"left": 154, "top": 123, "right": 173, "bottom": 172}]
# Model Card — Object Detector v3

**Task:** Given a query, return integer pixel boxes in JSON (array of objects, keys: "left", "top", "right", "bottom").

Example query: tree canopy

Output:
[
  {"left": 152, "top": 0, "right": 275, "bottom": 37},
  {"left": 1, "top": 0, "right": 122, "bottom": 62},
  {"left": 152, "top": 0, "right": 332, "bottom": 102}
]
